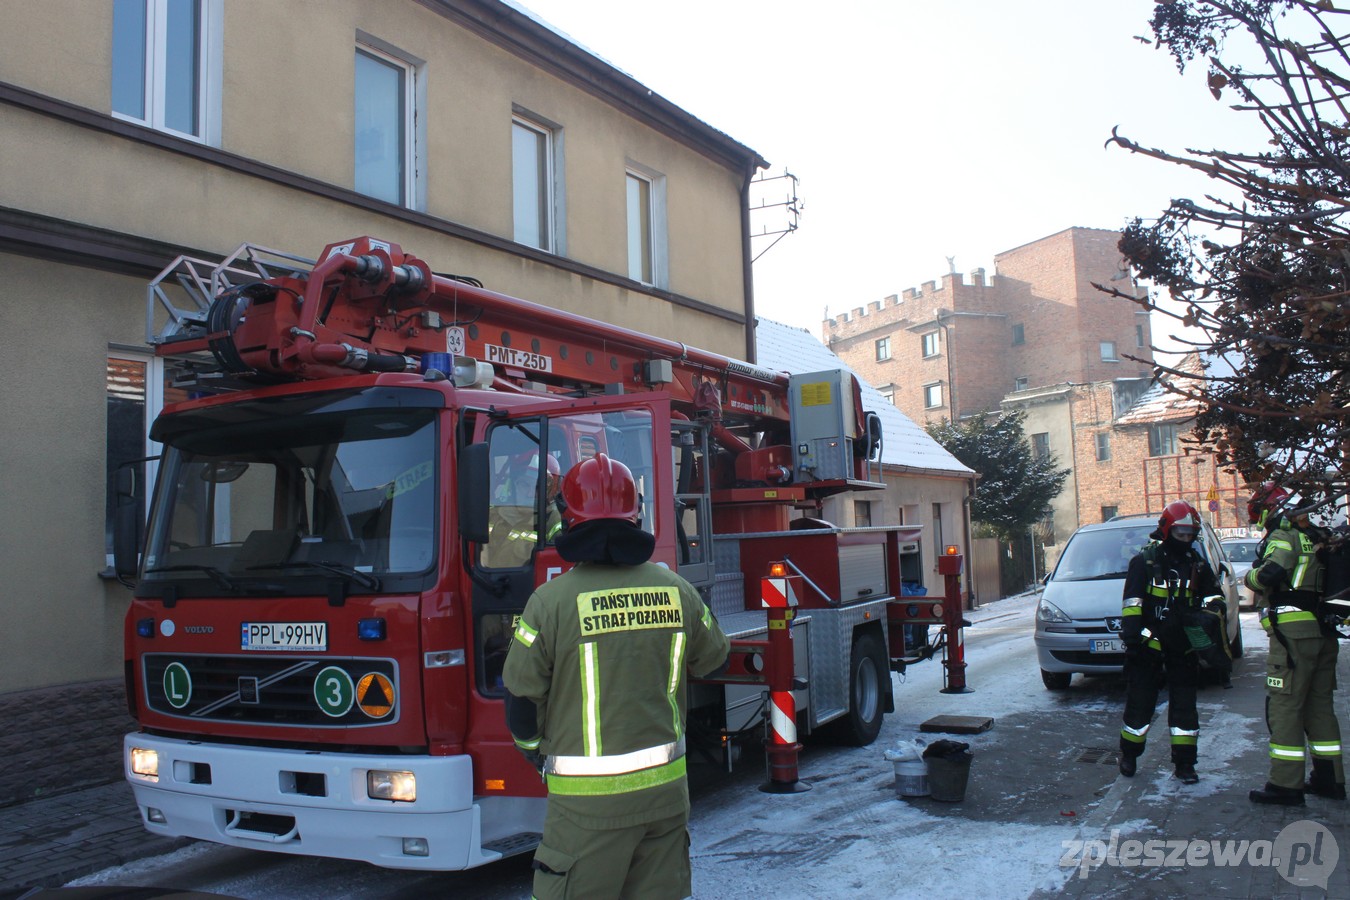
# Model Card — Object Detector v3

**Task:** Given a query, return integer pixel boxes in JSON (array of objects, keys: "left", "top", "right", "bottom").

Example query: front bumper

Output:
[
  {"left": 1034, "top": 622, "right": 1125, "bottom": 675},
  {"left": 123, "top": 733, "right": 544, "bottom": 870}
]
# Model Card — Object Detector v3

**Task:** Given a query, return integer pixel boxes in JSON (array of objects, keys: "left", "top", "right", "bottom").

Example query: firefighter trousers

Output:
[
  {"left": 1265, "top": 633, "right": 1344, "bottom": 790},
  {"left": 1120, "top": 641, "right": 1200, "bottom": 765},
  {"left": 530, "top": 802, "right": 691, "bottom": 900}
]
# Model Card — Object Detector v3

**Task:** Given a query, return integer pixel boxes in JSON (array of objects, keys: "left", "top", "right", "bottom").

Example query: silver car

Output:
[
  {"left": 1221, "top": 537, "right": 1262, "bottom": 610},
  {"left": 1034, "top": 515, "right": 1243, "bottom": 690}
]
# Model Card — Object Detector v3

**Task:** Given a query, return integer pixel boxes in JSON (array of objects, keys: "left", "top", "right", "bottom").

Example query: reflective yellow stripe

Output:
[
  {"left": 1122, "top": 606, "right": 1143, "bottom": 617},
  {"left": 548, "top": 738, "right": 686, "bottom": 776},
  {"left": 1310, "top": 742, "right": 1342, "bottom": 757},
  {"left": 580, "top": 642, "right": 600, "bottom": 756},
  {"left": 667, "top": 632, "right": 686, "bottom": 738},
  {"left": 1170, "top": 727, "right": 1199, "bottom": 746},
  {"left": 513, "top": 620, "right": 538, "bottom": 647},
  {"left": 1270, "top": 744, "right": 1305, "bottom": 760},
  {"left": 546, "top": 756, "right": 686, "bottom": 796}
]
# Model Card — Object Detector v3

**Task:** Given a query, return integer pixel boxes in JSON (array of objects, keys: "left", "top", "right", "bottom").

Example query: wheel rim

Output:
[{"left": 855, "top": 657, "right": 879, "bottom": 722}]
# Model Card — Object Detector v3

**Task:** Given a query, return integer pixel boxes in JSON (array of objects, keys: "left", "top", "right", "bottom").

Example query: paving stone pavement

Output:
[{"left": 0, "top": 680, "right": 188, "bottom": 899}]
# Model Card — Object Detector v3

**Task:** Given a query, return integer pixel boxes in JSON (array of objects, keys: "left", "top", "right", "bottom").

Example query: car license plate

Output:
[
  {"left": 241, "top": 622, "right": 327, "bottom": 651},
  {"left": 1089, "top": 639, "right": 1124, "bottom": 654}
]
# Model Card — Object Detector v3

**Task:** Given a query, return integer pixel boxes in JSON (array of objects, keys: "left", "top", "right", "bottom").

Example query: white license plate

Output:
[
  {"left": 1089, "top": 639, "right": 1124, "bottom": 654},
  {"left": 242, "top": 622, "right": 327, "bottom": 651}
]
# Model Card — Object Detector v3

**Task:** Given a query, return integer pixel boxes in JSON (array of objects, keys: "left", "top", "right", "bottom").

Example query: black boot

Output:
[
  {"left": 1249, "top": 782, "right": 1306, "bottom": 806},
  {"left": 1174, "top": 763, "right": 1199, "bottom": 784},
  {"left": 1119, "top": 753, "right": 1137, "bottom": 778},
  {"left": 1305, "top": 759, "right": 1347, "bottom": 800}
]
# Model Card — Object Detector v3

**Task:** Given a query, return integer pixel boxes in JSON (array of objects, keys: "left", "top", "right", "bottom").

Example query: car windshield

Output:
[
  {"left": 1223, "top": 541, "right": 1259, "bottom": 563},
  {"left": 1051, "top": 525, "right": 1155, "bottom": 582}
]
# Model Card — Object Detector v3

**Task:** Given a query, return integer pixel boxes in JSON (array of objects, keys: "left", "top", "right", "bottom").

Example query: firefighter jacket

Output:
[
  {"left": 1246, "top": 517, "right": 1325, "bottom": 638},
  {"left": 1121, "top": 539, "right": 1222, "bottom": 650},
  {"left": 503, "top": 560, "right": 729, "bottom": 828}
]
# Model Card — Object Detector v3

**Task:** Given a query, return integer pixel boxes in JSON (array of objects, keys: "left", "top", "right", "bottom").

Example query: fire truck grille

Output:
[{"left": 142, "top": 654, "right": 399, "bottom": 727}]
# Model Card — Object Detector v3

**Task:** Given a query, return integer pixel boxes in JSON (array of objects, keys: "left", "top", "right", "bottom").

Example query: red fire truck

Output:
[{"left": 115, "top": 236, "right": 963, "bottom": 869}]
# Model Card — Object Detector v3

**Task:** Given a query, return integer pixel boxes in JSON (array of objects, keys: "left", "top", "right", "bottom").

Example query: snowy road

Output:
[{"left": 71, "top": 592, "right": 1272, "bottom": 898}]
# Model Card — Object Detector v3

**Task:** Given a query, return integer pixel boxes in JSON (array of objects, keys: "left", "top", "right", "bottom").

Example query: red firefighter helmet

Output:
[
  {"left": 560, "top": 453, "right": 640, "bottom": 526},
  {"left": 1158, "top": 500, "right": 1201, "bottom": 543},
  {"left": 1247, "top": 481, "right": 1290, "bottom": 524}
]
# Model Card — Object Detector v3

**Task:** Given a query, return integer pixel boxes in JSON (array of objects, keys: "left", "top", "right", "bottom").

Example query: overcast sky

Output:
[{"left": 515, "top": 0, "right": 1265, "bottom": 344}]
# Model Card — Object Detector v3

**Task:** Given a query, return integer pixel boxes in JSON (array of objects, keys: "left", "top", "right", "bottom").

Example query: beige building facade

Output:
[{"left": 0, "top": 0, "right": 765, "bottom": 692}]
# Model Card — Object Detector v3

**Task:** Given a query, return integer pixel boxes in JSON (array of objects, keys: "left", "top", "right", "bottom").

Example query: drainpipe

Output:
[{"left": 741, "top": 162, "right": 758, "bottom": 363}]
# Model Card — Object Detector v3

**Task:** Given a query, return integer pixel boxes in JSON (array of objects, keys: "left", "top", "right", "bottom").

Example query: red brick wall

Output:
[{"left": 824, "top": 227, "right": 1153, "bottom": 426}]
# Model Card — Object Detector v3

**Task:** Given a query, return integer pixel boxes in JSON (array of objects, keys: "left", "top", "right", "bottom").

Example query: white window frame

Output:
[
  {"left": 512, "top": 110, "right": 565, "bottom": 254},
  {"left": 1096, "top": 431, "right": 1111, "bottom": 461},
  {"left": 625, "top": 162, "right": 668, "bottom": 288},
  {"left": 1013, "top": 377, "right": 1029, "bottom": 392},
  {"left": 923, "top": 382, "right": 943, "bottom": 409},
  {"left": 1149, "top": 423, "right": 1180, "bottom": 457},
  {"left": 111, "top": 0, "right": 223, "bottom": 145},
  {"left": 1100, "top": 340, "right": 1119, "bottom": 362},
  {"left": 921, "top": 331, "right": 940, "bottom": 358},
  {"left": 875, "top": 336, "right": 891, "bottom": 361},
  {"left": 106, "top": 350, "right": 167, "bottom": 569},
  {"left": 354, "top": 36, "right": 425, "bottom": 209}
]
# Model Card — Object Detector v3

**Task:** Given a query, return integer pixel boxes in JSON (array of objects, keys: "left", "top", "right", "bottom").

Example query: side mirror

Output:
[
  {"left": 112, "top": 464, "right": 140, "bottom": 582},
  {"left": 458, "top": 442, "right": 490, "bottom": 544}
]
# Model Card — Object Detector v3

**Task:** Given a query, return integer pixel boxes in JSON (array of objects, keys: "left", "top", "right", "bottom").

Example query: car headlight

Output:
[
  {"left": 129, "top": 746, "right": 159, "bottom": 780},
  {"left": 1037, "top": 598, "right": 1072, "bottom": 624},
  {"left": 368, "top": 770, "right": 416, "bottom": 802}
]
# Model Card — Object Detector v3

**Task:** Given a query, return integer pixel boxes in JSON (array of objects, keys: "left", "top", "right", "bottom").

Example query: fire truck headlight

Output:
[
  {"left": 368, "top": 770, "right": 416, "bottom": 802},
  {"left": 130, "top": 747, "right": 159, "bottom": 780}
]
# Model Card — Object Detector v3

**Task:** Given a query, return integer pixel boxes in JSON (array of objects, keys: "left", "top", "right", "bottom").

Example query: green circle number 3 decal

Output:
[{"left": 314, "top": 666, "right": 355, "bottom": 717}]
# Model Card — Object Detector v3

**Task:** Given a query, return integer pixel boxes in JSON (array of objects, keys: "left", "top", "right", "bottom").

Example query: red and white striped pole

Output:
[{"left": 760, "top": 569, "right": 811, "bottom": 794}]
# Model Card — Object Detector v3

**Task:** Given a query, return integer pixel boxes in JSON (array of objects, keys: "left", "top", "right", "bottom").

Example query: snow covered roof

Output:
[
  {"left": 1114, "top": 351, "right": 1207, "bottom": 426},
  {"left": 754, "top": 318, "right": 974, "bottom": 478}
]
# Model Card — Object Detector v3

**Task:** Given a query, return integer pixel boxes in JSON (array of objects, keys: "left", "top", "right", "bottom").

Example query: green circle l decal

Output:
[
  {"left": 163, "top": 662, "right": 192, "bottom": 710},
  {"left": 314, "top": 666, "right": 355, "bottom": 717}
]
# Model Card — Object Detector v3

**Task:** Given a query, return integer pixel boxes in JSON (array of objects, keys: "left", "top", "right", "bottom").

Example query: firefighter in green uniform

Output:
[
  {"left": 503, "top": 453, "right": 730, "bottom": 899},
  {"left": 1118, "top": 500, "right": 1223, "bottom": 784},
  {"left": 1246, "top": 482, "right": 1346, "bottom": 805}
]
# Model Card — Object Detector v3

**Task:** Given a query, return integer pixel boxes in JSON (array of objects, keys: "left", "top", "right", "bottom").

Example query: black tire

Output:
[
  {"left": 1230, "top": 620, "right": 1244, "bottom": 659},
  {"left": 1041, "top": 668, "right": 1072, "bottom": 690},
  {"left": 834, "top": 630, "right": 888, "bottom": 746}
]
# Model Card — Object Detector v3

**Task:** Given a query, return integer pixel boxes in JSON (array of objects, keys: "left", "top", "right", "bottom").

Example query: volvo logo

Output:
[
  {"left": 184, "top": 625, "right": 214, "bottom": 634},
  {"left": 1105, "top": 617, "right": 1123, "bottom": 633}
]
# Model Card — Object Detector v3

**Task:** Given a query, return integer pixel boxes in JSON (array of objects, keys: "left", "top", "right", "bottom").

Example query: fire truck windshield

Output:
[{"left": 141, "top": 389, "right": 440, "bottom": 596}]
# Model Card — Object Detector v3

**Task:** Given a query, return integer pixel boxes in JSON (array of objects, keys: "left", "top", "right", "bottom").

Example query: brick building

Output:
[{"left": 824, "top": 227, "right": 1153, "bottom": 426}]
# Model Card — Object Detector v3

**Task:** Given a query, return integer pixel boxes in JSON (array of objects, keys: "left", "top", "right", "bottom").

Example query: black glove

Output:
[
  {"left": 519, "top": 747, "right": 545, "bottom": 773},
  {"left": 1123, "top": 642, "right": 1142, "bottom": 662}
]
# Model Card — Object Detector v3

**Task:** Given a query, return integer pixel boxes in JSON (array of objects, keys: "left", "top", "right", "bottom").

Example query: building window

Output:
[
  {"left": 923, "top": 382, "right": 943, "bottom": 409},
  {"left": 1012, "top": 323, "right": 1025, "bottom": 345},
  {"left": 1013, "top": 377, "right": 1028, "bottom": 392},
  {"left": 1149, "top": 423, "right": 1180, "bottom": 456},
  {"left": 1095, "top": 432, "right": 1111, "bottom": 461},
  {"left": 1136, "top": 324, "right": 1145, "bottom": 348},
  {"left": 932, "top": 503, "right": 944, "bottom": 553},
  {"left": 921, "top": 331, "right": 940, "bottom": 358},
  {"left": 854, "top": 500, "right": 872, "bottom": 527},
  {"left": 1101, "top": 341, "right": 1119, "bottom": 362},
  {"left": 106, "top": 354, "right": 171, "bottom": 569},
  {"left": 512, "top": 113, "right": 560, "bottom": 252},
  {"left": 1031, "top": 432, "right": 1050, "bottom": 460},
  {"left": 875, "top": 337, "right": 891, "bottom": 361},
  {"left": 1101, "top": 505, "right": 1119, "bottom": 522},
  {"left": 354, "top": 43, "right": 417, "bottom": 206},
  {"left": 626, "top": 165, "right": 667, "bottom": 286},
  {"left": 112, "top": 0, "right": 221, "bottom": 143},
  {"left": 879, "top": 388, "right": 895, "bottom": 405}
]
